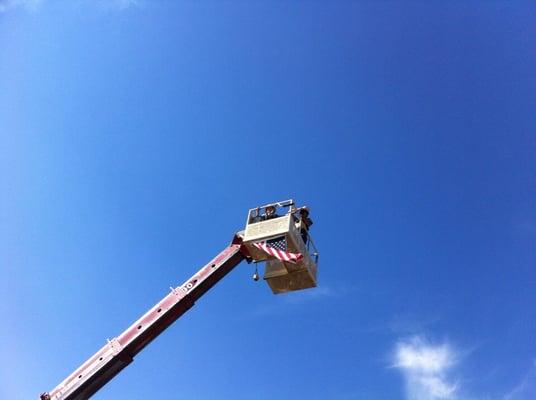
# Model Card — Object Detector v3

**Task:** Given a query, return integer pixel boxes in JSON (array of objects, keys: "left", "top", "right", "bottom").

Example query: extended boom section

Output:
[
  {"left": 40, "top": 200, "right": 319, "bottom": 400},
  {"left": 41, "top": 240, "right": 246, "bottom": 400}
]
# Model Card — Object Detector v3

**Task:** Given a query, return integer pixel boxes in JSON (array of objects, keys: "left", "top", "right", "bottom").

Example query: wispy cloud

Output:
[
  {"left": 249, "top": 284, "right": 348, "bottom": 317},
  {"left": 504, "top": 360, "right": 536, "bottom": 400},
  {"left": 283, "top": 285, "right": 338, "bottom": 304},
  {"left": 96, "top": 0, "right": 141, "bottom": 10},
  {"left": 516, "top": 220, "right": 536, "bottom": 234},
  {"left": 0, "top": 0, "right": 141, "bottom": 12},
  {"left": 0, "top": 0, "right": 43, "bottom": 12},
  {"left": 393, "top": 336, "right": 458, "bottom": 400}
]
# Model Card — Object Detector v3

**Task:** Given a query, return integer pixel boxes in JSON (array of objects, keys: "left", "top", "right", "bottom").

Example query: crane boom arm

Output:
[{"left": 42, "top": 238, "right": 246, "bottom": 400}]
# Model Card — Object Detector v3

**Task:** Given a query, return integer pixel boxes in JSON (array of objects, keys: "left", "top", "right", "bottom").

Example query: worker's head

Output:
[
  {"left": 299, "top": 207, "right": 309, "bottom": 217},
  {"left": 266, "top": 205, "right": 276, "bottom": 216}
]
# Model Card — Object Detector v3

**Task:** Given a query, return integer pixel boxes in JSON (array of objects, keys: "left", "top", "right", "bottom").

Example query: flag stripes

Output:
[{"left": 253, "top": 237, "right": 303, "bottom": 263}]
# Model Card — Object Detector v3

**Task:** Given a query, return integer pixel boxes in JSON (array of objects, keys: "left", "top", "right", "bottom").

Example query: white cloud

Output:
[
  {"left": 393, "top": 336, "right": 459, "bottom": 400},
  {"left": 0, "top": 0, "right": 43, "bottom": 12}
]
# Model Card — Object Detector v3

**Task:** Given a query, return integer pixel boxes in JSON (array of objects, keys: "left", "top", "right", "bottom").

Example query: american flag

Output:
[{"left": 253, "top": 236, "right": 303, "bottom": 263}]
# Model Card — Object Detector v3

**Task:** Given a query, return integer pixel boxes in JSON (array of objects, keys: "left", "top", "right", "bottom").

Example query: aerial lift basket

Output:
[{"left": 242, "top": 200, "right": 319, "bottom": 294}]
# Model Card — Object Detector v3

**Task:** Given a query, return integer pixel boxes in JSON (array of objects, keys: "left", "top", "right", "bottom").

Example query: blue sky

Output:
[{"left": 1, "top": 1, "right": 535, "bottom": 399}]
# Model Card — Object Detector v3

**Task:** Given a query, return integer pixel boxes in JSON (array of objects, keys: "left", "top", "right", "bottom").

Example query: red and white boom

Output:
[{"left": 40, "top": 236, "right": 246, "bottom": 400}]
